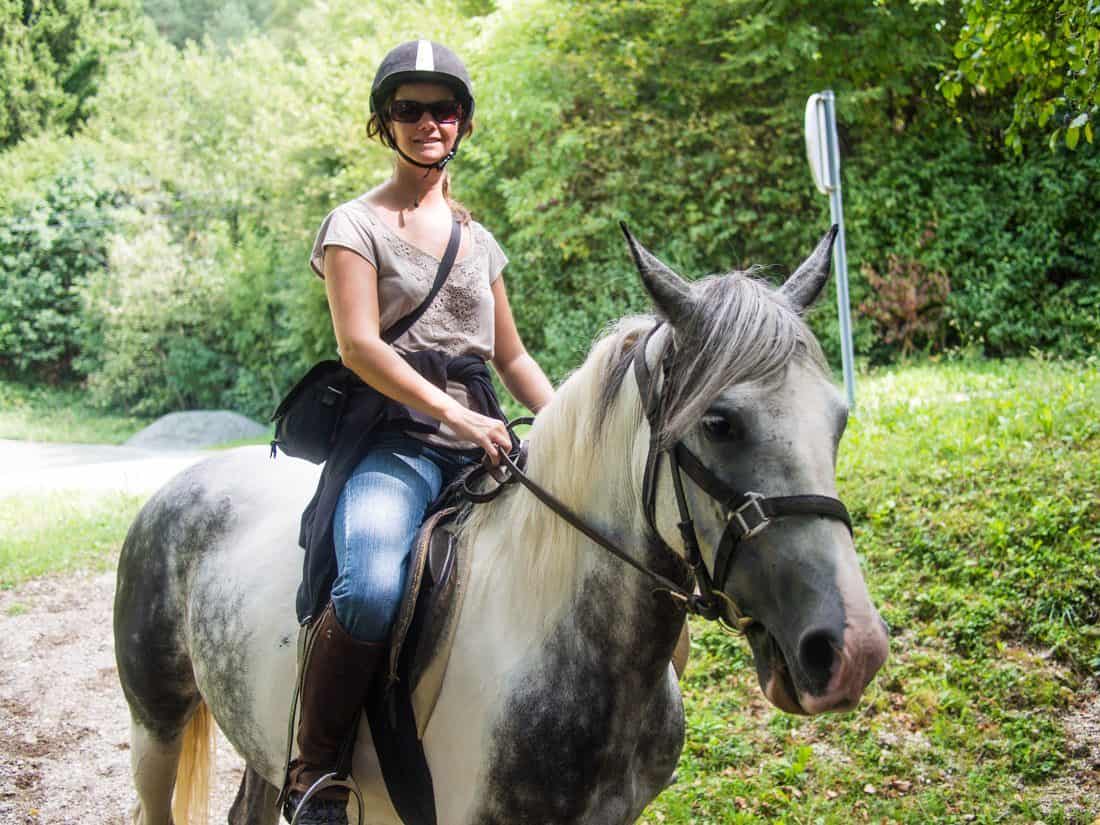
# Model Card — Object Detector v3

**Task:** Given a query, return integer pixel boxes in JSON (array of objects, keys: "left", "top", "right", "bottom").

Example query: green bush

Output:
[
  {"left": 0, "top": 0, "right": 149, "bottom": 148},
  {"left": 75, "top": 208, "right": 327, "bottom": 420},
  {"left": 0, "top": 162, "right": 120, "bottom": 380},
  {"left": 846, "top": 130, "right": 1100, "bottom": 361},
  {"left": 2, "top": 0, "right": 1098, "bottom": 418},
  {"left": 459, "top": 0, "right": 958, "bottom": 379},
  {"left": 77, "top": 214, "right": 235, "bottom": 413}
]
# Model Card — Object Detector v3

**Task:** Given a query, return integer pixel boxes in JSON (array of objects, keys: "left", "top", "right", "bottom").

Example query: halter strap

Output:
[{"left": 672, "top": 442, "right": 852, "bottom": 531}]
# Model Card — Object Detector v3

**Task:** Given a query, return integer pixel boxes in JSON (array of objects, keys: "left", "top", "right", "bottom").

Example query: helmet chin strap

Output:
[{"left": 381, "top": 120, "right": 465, "bottom": 172}]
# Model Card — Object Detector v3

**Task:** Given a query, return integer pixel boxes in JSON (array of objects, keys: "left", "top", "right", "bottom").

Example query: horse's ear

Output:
[
  {"left": 781, "top": 225, "right": 838, "bottom": 311},
  {"left": 620, "top": 222, "right": 695, "bottom": 326}
]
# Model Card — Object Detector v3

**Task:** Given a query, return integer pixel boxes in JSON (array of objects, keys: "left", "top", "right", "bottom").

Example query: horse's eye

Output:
[{"left": 702, "top": 415, "right": 737, "bottom": 440}]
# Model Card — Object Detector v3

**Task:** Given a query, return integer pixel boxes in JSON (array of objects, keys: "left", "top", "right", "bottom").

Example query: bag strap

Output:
[{"left": 382, "top": 218, "right": 462, "bottom": 344}]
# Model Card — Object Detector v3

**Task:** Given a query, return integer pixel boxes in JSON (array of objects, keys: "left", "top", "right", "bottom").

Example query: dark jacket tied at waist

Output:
[{"left": 295, "top": 350, "right": 505, "bottom": 624}]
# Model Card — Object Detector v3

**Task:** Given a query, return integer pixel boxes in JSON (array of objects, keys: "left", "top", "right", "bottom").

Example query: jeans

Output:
[{"left": 331, "top": 432, "right": 475, "bottom": 642}]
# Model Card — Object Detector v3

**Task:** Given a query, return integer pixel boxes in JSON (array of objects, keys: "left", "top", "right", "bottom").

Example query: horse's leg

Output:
[
  {"left": 121, "top": 675, "right": 212, "bottom": 825},
  {"left": 115, "top": 489, "right": 214, "bottom": 825},
  {"left": 228, "top": 766, "right": 281, "bottom": 825},
  {"left": 128, "top": 721, "right": 183, "bottom": 825}
]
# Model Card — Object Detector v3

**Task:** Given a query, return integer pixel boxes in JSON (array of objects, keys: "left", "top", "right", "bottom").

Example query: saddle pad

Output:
[{"left": 383, "top": 505, "right": 470, "bottom": 738}]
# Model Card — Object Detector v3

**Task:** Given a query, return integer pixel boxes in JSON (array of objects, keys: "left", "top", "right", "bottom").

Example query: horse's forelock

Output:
[{"left": 592, "top": 271, "right": 828, "bottom": 446}]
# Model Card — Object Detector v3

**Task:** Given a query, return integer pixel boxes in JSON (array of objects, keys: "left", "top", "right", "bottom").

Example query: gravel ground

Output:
[
  {"left": 0, "top": 572, "right": 247, "bottom": 825},
  {"left": 0, "top": 432, "right": 246, "bottom": 824}
]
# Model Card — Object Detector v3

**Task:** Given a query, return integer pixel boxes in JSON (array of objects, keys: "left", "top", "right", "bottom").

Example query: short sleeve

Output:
[
  {"left": 481, "top": 226, "right": 509, "bottom": 285},
  {"left": 309, "top": 205, "right": 378, "bottom": 279}
]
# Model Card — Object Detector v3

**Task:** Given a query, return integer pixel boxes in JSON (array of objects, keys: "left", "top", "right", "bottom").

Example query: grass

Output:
[
  {"left": 641, "top": 356, "right": 1100, "bottom": 824},
  {"left": 0, "top": 380, "right": 151, "bottom": 444},
  {"left": 1, "top": 358, "right": 1097, "bottom": 822},
  {"left": 0, "top": 491, "right": 144, "bottom": 587}
]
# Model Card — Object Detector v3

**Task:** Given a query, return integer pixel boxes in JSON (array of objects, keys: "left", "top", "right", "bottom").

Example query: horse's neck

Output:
[{"left": 460, "top": 419, "right": 682, "bottom": 681}]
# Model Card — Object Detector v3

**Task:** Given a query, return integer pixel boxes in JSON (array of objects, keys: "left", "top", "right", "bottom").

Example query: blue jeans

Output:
[{"left": 331, "top": 433, "right": 475, "bottom": 642}]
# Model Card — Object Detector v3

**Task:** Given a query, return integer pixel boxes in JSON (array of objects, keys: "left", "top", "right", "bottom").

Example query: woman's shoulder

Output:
[
  {"left": 465, "top": 218, "right": 508, "bottom": 280},
  {"left": 325, "top": 194, "right": 384, "bottom": 230},
  {"left": 467, "top": 218, "right": 505, "bottom": 252},
  {"left": 310, "top": 195, "right": 385, "bottom": 278}
]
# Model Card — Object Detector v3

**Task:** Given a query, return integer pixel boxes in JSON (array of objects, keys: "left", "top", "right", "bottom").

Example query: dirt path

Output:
[
  {"left": 0, "top": 572, "right": 246, "bottom": 824},
  {"left": 0, "top": 439, "right": 208, "bottom": 496}
]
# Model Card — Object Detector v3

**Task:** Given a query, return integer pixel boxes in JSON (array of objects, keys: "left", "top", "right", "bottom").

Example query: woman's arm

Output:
[
  {"left": 490, "top": 276, "right": 555, "bottom": 413},
  {"left": 324, "top": 246, "right": 512, "bottom": 458}
]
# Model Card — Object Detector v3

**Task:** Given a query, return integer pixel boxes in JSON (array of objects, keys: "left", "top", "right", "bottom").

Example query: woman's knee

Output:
[
  {"left": 331, "top": 576, "right": 405, "bottom": 642},
  {"left": 331, "top": 542, "right": 413, "bottom": 638}
]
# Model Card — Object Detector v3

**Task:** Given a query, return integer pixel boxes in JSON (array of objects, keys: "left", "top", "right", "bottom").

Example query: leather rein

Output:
[{"left": 465, "top": 323, "right": 853, "bottom": 628}]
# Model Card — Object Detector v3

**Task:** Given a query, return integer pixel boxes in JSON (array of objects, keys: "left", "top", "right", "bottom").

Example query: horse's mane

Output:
[
  {"left": 596, "top": 268, "right": 829, "bottom": 446},
  {"left": 458, "top": 269, "right": 828, "bottom": 616}
]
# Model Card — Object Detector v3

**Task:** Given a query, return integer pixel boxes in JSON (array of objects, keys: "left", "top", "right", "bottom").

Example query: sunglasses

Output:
[{"left": 388, "top": 99, "right": 464, "bottom": 124}]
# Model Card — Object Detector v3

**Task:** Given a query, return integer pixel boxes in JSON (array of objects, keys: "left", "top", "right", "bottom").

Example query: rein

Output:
[
  {"left": 465, "top": 429, "right": 703, "bottom": 611},
  {"left": 464, "top": 323, "right": 853, "bottom": 629}
]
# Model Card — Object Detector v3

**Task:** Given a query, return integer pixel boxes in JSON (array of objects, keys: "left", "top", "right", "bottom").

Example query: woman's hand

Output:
[{"left": 442, "top": 404, "right": 512, "bottom": 464}]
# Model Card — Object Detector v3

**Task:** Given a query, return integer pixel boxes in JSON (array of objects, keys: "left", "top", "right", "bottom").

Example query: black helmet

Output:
[{"left": 370, "top": 40, "right": 475, "bottom": 126}]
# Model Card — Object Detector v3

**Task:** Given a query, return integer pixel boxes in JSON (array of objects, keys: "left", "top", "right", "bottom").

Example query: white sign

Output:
[{"left": 805, "top": 93, "right": 834, "bottom": 195}]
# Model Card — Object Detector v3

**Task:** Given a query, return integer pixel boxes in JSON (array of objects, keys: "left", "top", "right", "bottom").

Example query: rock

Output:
[{"left": 124, "top": 411, "right": 268, "bottom": 450}]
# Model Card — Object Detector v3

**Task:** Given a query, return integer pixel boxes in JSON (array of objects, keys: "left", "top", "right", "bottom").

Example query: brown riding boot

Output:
[{"left": 286, "top": 602, "right": 385, "bottom": 816}]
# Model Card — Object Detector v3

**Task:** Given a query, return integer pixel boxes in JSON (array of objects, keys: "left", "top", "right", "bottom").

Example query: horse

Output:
[{"left": 114, "top": 225, "right": 889, "bottom": 825}]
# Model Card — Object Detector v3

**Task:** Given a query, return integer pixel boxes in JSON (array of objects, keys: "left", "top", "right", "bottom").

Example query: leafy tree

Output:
[
  {"left": 940, "top": 0, "right": 1100, "bottom": 152},
  {"left": 0, "top": 0, "right": 148, "bottom": 148},
  {"left": 3, "top": 0, "right": 1096, "bottom": 414},
  {"left": 141, "top": 0, "right": 314, "bottom": 46},
  {"left": 0, "top": 161, "right": 121, "bottom": 380},
  {"left": 461, "top": 0, "right": 959, "bottom": 375}
]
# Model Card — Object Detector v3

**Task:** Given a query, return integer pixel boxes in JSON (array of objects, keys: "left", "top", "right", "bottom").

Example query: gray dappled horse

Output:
[{"left": 115, "top": 227, "right": 889, "bottom": 825}]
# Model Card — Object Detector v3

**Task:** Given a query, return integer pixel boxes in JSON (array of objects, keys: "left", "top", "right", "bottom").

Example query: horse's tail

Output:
[{"left": 171, "top": 698, "right": 214, "bottom": 825}]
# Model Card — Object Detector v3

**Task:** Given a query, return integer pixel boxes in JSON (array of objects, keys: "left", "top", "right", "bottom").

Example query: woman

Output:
[{"left": 285, "top": 40, "right": 555, "bottom": 824}]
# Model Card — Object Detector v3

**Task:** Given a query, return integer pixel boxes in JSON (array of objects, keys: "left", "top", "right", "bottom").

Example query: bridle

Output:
[
  {"left": 465, "top": 322, "right": 853, "bottom": 629},
  {"left": 632, "top": 323, "right": 853, "bottom": 625}
]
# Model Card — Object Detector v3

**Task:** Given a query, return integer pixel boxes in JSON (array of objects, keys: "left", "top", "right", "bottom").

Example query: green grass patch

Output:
[
  {"left": 0, "top": 379, "right": 150, "bottom": 444},
  {"left": 642, "top": 357, "right": 1099, "bottom": 824},
  {"left": 0, "top": 491, "right": 144, "bottom": 587}
]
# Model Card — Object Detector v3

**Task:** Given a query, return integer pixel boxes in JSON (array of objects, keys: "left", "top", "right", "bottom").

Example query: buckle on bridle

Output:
[{"left": 731, "top": 492, "right": 769, "bottom": 539}]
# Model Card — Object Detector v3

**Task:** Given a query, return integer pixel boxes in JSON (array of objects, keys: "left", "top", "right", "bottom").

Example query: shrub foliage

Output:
[
  {"left": 0, "top": 161, "right": 119, "bottom": 380},
  {"left": 0, "top": 0, "right": 1096, "bottom": 415}
]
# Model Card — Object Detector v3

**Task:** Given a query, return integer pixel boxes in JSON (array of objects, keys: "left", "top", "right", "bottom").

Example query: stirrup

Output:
[{"left": 287, "top": 771, "right": 365, "bottom": 825}]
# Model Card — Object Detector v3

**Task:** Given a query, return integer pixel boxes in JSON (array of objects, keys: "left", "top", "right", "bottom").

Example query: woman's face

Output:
[{"left": 387, "top": 82, "right": 462, "bottom": 166}]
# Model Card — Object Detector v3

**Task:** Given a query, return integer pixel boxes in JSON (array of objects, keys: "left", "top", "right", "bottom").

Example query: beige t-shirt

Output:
[{"left": 310, "top": 196, "right": 508, "bottom": 451}]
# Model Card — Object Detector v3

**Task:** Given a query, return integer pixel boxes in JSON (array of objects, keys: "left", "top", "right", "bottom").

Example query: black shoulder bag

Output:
[{"left": 270, "top": 218, "right": 462, "bottom": 464}]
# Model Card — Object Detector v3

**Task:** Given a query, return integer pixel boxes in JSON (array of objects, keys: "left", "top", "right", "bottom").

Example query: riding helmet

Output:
[{"left": 370, "top": 40, "right": 475, "bottom": 123}]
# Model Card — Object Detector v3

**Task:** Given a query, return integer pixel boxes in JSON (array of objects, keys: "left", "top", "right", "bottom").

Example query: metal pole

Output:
[{"left": 820, "top": 91, "right": 856, "bottom": 408}]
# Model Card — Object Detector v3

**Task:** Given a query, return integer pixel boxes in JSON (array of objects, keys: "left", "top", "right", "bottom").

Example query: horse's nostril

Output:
[{"left": 798, "top": 629, "right": 837, "bottom": 689}]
